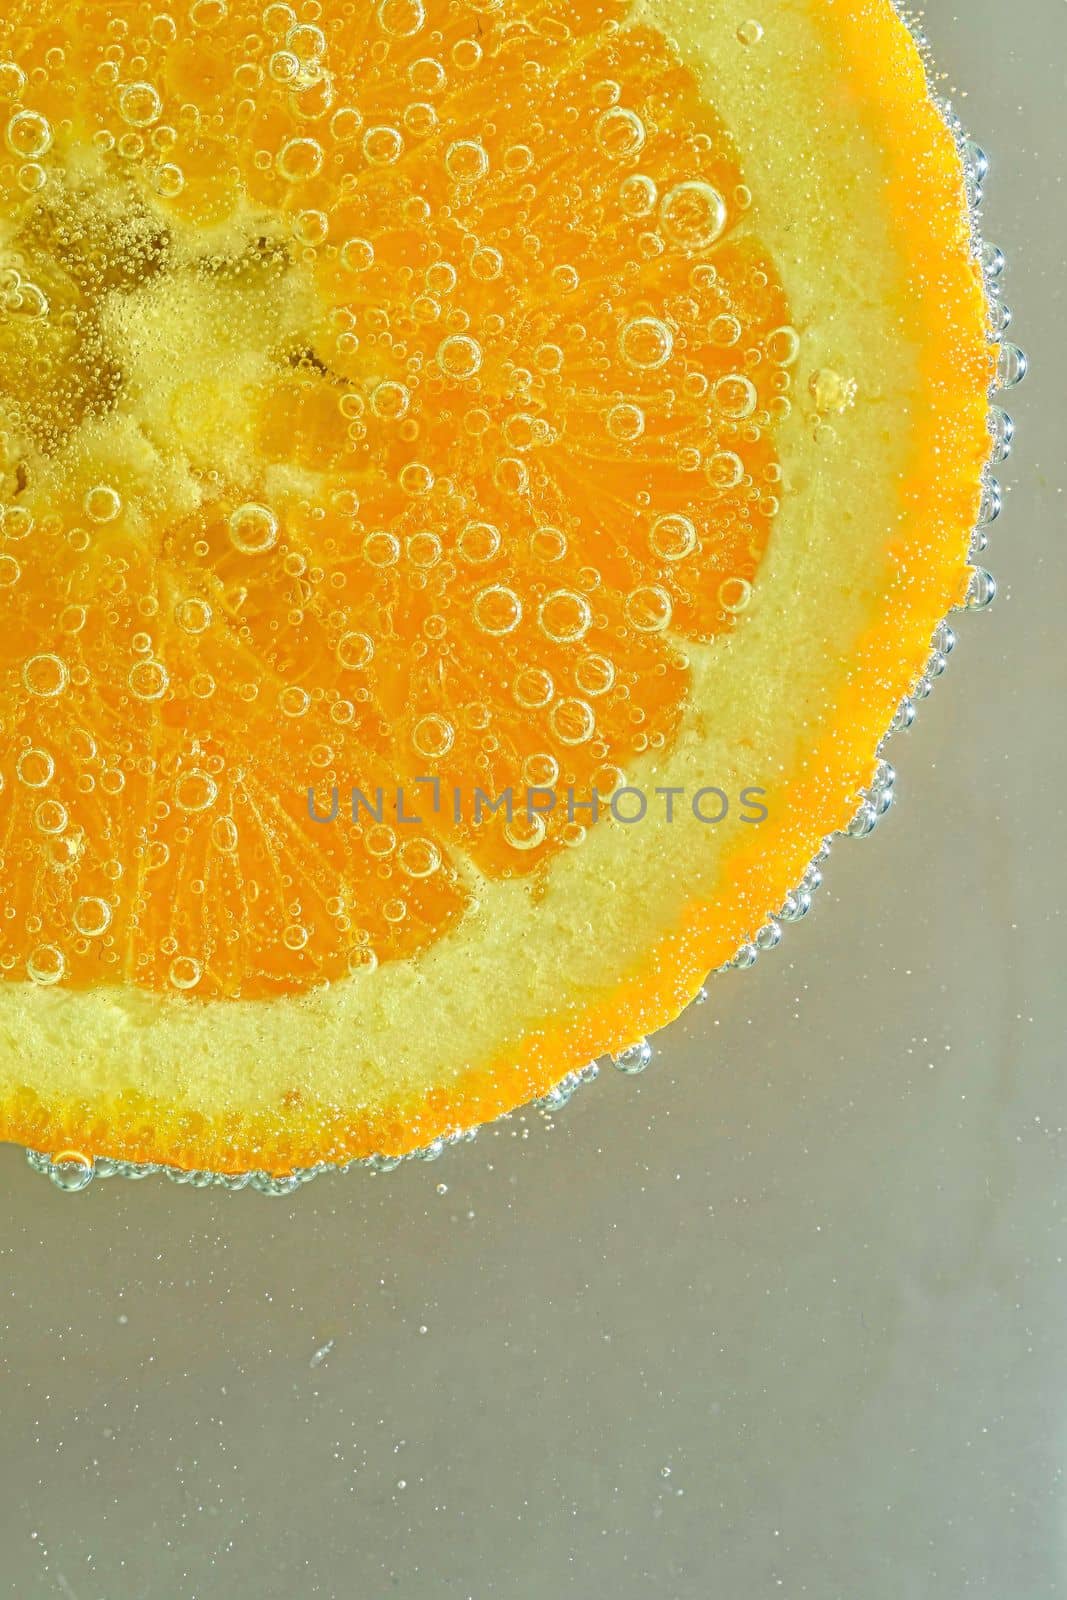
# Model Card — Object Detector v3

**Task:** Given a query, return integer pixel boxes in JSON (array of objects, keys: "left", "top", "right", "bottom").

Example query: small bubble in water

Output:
[
  {"left": 659, "top": 180, "right": 727, "bottom": 250},
  {"left": 737, "top": 19, "right": 764, "bottom": 44},
  {"left": 229, "top": 502, "right": 278, "bottom": 554},
  {"left": 49, "top": 1150, "right": 94, "bottom": 1192},
  {"left": 5, "top": 110, "right": 52, "bottom": 160},
  {"left": 619, "top": 315, "right": 673, "bottom": 370}
]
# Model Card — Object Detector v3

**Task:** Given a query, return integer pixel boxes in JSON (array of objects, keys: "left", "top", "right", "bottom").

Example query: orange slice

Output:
[{"left": 0, "top": 0, "right": 997, "bottom": 1177}]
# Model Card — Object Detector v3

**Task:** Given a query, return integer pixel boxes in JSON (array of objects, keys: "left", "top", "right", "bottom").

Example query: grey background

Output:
[{"left": 1, "top": 3, "right": 1065, "bottom": 1595}]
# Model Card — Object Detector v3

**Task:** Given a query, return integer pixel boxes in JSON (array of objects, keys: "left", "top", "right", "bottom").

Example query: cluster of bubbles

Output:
[{"left": 0, "top": 0, "right": 792, "bottom": 996}]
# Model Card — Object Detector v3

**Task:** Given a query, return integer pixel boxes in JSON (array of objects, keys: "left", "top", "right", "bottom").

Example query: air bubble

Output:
[
  {"left": 23, "top": 653, "right": 69, "bottom": 698},
  {"left": 48, "top": 1151, "right": 94, "bottom": 1191},
  {"left": 445, "top": 138, "right": 489, "bottom": 183},
  {"left": 625, "top": 585, "right": 673, "bottom": 632},
  {"left": 229, "top": 502, "right": 278, "bottom": 553},
  {"left": 619, "top": 316, "right": 673, "bottom": 371},
  {"left": 169, "top": 955, "right": 203, "bottom": 990},
  {"left": 84, "top": 485, "right": 122, "bottom": 523},
  {"left": 437, "top": 333, "right": 482, "bottom": 380},
  {"left": 362, "top": 125, "right": 403, "bottom": 166},
  {"left": 128, "top": 659, "right": 169, "bottom": 700},
  {"left": 5, "top": 110, "right": 52, "bottom": 160},
  {"left": 412, "top": 713, "right": 454, "bottom": 758},
  {"left": 718, "top": 576, "right": 753, "bottom": 613},
  {"left": 473, "top": 585, "right": 523, "bottom": 636},
  {"left": 714, "top": 374, "right": 758, "bottom": 419},
  {"left": 659, "top": 181, "right": 727, "bottom": 250},
  {"left": 73, "top": 897, "right": 112, "bottom": 938},
  {"left": 539, "top": 589, "right": 592, "bottom": 643},
  {"left": 28, "top": 944, "right": 65, "bottom": 985},
  {"left": 606, "top": 402, "right": 645, "bottom": 442},
  {"left": 737, "top": 19, "right": 764, "bottom": 44},
  {"left": 119, "top": 81, "right": 162, "bottom": 127},
  {"left": 595, "top": 107, "right": 645, "bottom": 161},
  {"left": 649, "top": 513, "right": 697, "bottom": 562}
]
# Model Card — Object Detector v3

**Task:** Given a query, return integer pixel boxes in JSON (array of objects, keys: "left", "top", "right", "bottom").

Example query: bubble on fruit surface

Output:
[
  {"left": 412, "top": 713, "right": 455, "bottom": 759},
  {"left": 606, "top": 402, "right": 645, "bottom": 442},
  {"left": 22, "top": 653, "right": 69, "bottom": 698},
  {"left": 128, "top": 659, "right": 169, "bottom": 701},
  {"left": 5, "top": 110, "right": 52, "bottom": 160},
  {"left": 84, "top": 485, "right": 122, "bottom": 524},
  {"left": 649, "top": 513, "right": 697, "bottom": 562},
  {"left": 27, "top": 943, "right": 65, "bottom": 985},
  {"left": 445, "top": 138, "right": 489, "bottom": 183},
  {"left": 474, "top": 585, "right": 523, "bottom": 636},
  {"left": 229, "top": 503, "right": 278, "bottom": 554},
  {"left": 619, "top": 173, "right": 657, "bottom": 217},
  {"left": 73, "top": 897, "right": 113, "bottom": 938},
  {"left": 48, "top": 1151, "right": 95, "bottom": 1192},
  {"left": 595, "top": 107, "right": 645, "bottom": 160},
  {"left": 660, "top": 181, "right": 727, "bottom": 250},
  {"left": 718, "top": 577, "right": 753, "bottom": 614},
  {"left": 437, "top": 334, "right": 482, "bottom": 380},
  {"left": 737, "top": 19, "right": 764, "bottom": 44},
  {"left": 169, "top": 955, "right": 203, "bottom": 990},
  {"left": 119, "top": 81, "right": 162, "bottom": 127},
  {"left": 539, "top": 589, "right": 592, "bottom": 644},
  {"left": 619, "top": 315, "right": 673, "bottom": 370}
]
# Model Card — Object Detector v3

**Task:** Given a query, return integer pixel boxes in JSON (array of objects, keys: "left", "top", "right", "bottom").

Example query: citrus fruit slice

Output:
[{"left": 0, "top": 0, "right": 999, "bottom": 1178}]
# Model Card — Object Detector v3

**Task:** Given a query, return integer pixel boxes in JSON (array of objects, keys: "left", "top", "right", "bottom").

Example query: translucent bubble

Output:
[
  {"left": 714, "top": 373, "right": 758, "bottom": 418},
  {"left": 737, "top": 19, "right": 764, "bottom": 44},
  {"left": 73, "top": 897, "right": 112, "bottom": 938},
  {"left": 175, "top": 770, "right": 219, "bottom": 812},
  {"left": 412, "top": 712, "right": 454, "bottom": 758},
  {"left": 706, "top": 450, "right": 745, "bottom": 490},
  {"left": 362, "top": 530, "right": 401, "bottom": 567},
  {"left": 23, "top": 653, "right": 69, "bottom": 697},
  {"left": 48, "top": 1151, "right": 94, "bottom": 1191},
  {"left": 660, "top": 181, "right": 727, "bottom": 250},
  {"left": 649, "top": 513, "right": 697, "bottom": 562},
  {"left": 595, "top": 107, "right": 645, "bottom": 160},
  {"left": 530, "top": 525, "right": 567, "bottom": 563},
  {"left": 370, "top": 380, "right": 411, "bottom": 420},
  {"left": 337, "top": 630, "right": 374, "bottom": 669},
  {"left": 513, "top": 667, "right": 554, "bottom": 709},
  {"left": 169, "top": 955, "right": 203, "bottom": 990},
  {"left": 550, "top": 697, "right": 595, "bottom": 746},
  {"left": 619, "top": 173, "right": 657, "bottom": 217},
  {"left": 362, "top": 125, "right": 403, "bottom": 165},
  {"left": 128, "top": 659, "right": 169, "bottom": 700},
  {"left": 229, "top": 502, "right": 278, "bottom": 554},
  {"left": 445, "top": 138, "right": 489, "bottom": 183},
  {"left": 398, "top": 838, "right": 440, "bottom": 878},
  {"left": 709, "top": 313, "right": 742, "bottom": 347},
  {"left": 176, "top": 598, "right": 213, "bottom": 633},
  {"left": 767, "top": 325, "right": 801, "bottom": 366},
  {"left": 212, "top": 815, "right": 239, "bottom": 852},
  {"left": 27, "top": 943, "right": 65, "bottom": 985},
  {"left": 619, "top": 316, "right": 673, "bottom": 370},
  {"left": 16, "top": 748, "right": 54, "bottom": 787},
  {"left": 378, "top": 0, "right": 425, "bottom": 36},
  {"left": 458, "top": 520, "right": 500, "bottom": 564},
  {"left": 539, "top": 589, "right": 592, "bottom": 643},
  {"left": 5, "top": 110, "right": 52, "bottom": 160},
  {"left": 625, "top": 584, "right": 673, "bottom": 632},
  {"left": 470, "top": 246, "right": 503, "bottom": 281},
  {"left": 340, "top": 236, "right": 374, "bottom": 273},
  {"left": 398, "top": 461, "right": 434, "bottom": 497},
  {"left": 718, "top": 576, "right": 753, "bottom": 613},
  {"left": 278, "top": 136, "right": 324, "bottom": 181},
  {"left": 0, "top": 62, "right": 27, "bottom": 101},
  {"left": 504, "top": 812, "right": 547, "bottom": 851},
  {"left": 473, "top": 585, "right": 522, "bottom": 635},
  {"left": 119, "top": 81, "right": 162, "bottom": 127},
  {"left": 606, "top": 402, "right": 645, "bottom": 443},
  {"left": 34, "top": 799, "right": 68, "bottom": 835},
  {"left": 437, "top": 334, "right": 482, "bottom": 380},
  {"left": 84, "top": 484, "right": 122, "bottom": 523},
  {"left": 0, "top": 554, "right": 20, "bottom": 587},
  {"left": 152, "top": 162, "right": 185, "bottom": 198},
  {"left": 279, "top": 685, "right": 311, "bottom": 717},
  {"left": 574, "top": 653, "right": 616, "bottom": 697}
]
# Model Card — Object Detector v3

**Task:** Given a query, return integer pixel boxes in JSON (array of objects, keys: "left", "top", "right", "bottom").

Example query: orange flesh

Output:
[
  {"left": 0, "top": 0, "right": 788, "bottom": 1000},
  {"left": 0, "top": 0, "right": 995, "bottom": 1173}
]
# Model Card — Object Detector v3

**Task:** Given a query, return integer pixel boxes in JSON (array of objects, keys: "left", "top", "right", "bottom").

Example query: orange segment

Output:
[{"left": 0, "top": 0, "right": 995, "bottom": 1174}]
